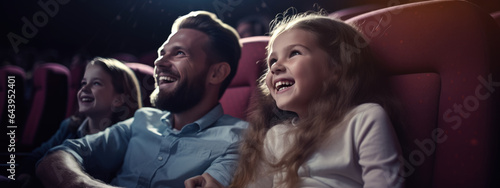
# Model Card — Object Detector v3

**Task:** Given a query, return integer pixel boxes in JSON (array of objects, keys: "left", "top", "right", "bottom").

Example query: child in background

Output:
[
  {"left": 18, "top": 57, "right": 142, "bottom": 187},
  {"left": 231, "top": 12, "right": 403, "bottom": 188}
]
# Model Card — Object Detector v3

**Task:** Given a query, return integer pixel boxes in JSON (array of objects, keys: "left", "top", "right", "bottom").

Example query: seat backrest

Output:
[
  {"left": 21, "top": 63, "right": 70, "bottom": 150},
  {"left": 346, "top": 1, "right": 500, "bottom": 187},
  {"left": 66, "top": 63, "right": 86, "bottom": 117},
  {"left": 328, "top": 4, "right": 384, "bottom": 20},
  {"left": 220, "top": 36, "right": 269, "bottom": 120},
  {"left": 125, "top": 62, "right": 155, "bottom": 107},
  {"left": 491, "top": 10, "right": 500, "bottom": 28}
]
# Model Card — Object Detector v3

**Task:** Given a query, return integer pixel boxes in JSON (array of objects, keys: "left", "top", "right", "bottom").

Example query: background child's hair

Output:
[{"left": 232, "top": 10, "right": 396, "bottom": 187}]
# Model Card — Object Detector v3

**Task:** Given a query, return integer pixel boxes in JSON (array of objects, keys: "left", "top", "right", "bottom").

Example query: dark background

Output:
[{"left": 1, "top": 0, "right": 499, "bottom": 68}]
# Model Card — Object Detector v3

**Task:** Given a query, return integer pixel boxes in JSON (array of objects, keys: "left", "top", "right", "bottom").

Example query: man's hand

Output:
[
  {"left": 184, "top": 173, "right": 224, "bottom": 188},
  {"left": 36, "top": 150, "right": 120, "bottom": 188}
]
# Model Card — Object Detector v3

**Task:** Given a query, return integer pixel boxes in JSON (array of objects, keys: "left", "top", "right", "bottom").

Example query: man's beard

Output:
[{"left": 150, "top": 73, "right": 206, "bottom": 113}]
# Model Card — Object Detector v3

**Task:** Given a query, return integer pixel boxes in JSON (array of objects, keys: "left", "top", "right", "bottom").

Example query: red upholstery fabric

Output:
[
  {"left": 66, "top": 63, "right": 86, "bottom": 117},
  {"left": 220, "top": 36, "right": 269, "bottom": 120},
  {"left": 21, "top": 63, "right": 70, "bottom": 150},
  {"left": 491, "top": 10, "right": 500, "bottom": 28},
  {"left": 328, "top": 4, "right": 384, "bottom": 20},
  {"left": 346, "top": 1, "right": 500, "bottom": 187},
  {"left": 125, "top": 63, "right": 155, "bottom": 107}
]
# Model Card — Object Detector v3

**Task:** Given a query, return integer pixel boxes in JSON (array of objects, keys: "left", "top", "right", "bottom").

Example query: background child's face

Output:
[
  {"left": 265, "top": 28, "right": 331, "bottom": 118},
  {"left": 78, "top": 64, "right": 120, "bottom": 118}
]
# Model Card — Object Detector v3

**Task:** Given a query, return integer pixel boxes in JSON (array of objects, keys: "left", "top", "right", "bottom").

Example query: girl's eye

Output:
[
  {"left": 93, "top": 81, "right": 102, "bottom": 86},
  {"left": 80, "top": 81, "right": 87, "bottom": 88},
  {"left": 290, "top": 50, "right": 301, "bottom": 57}
]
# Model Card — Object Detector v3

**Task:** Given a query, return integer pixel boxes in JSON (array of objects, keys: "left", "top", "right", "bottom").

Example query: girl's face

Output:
[
  {"left": 78, "top": 64, "right": 122, "bottom": 118},
  {"left": 265, "top": 28, "right": 331, "bottom": 118}
]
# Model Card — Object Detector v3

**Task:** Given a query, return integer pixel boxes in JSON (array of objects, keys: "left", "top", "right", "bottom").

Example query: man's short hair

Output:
[{"left": 172, "top": 11, "right": 242, "bottom": 99}]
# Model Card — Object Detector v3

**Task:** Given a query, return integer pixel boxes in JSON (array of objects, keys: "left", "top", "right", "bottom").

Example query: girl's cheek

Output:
[{"left": 265, "top": 74, "right": 273, "bottom": 90}]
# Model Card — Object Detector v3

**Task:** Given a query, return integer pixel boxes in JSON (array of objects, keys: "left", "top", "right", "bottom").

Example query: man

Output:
[{"left": 36, "top": 11, "right": 247, "bottom": 188}]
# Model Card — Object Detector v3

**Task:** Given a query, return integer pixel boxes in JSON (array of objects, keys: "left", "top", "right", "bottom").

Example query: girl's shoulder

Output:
[
  {"left": 265, "top": 122, "right": 294, "bottom": 149},
  {"left": 267, "top": 123, "right": 290, "bottom": 138},
  {"left": 343, "top": 103, "right": 393, "bottom": 135},
  {"left": 349, "top": 103, "right": 387, "bottom": 119}
]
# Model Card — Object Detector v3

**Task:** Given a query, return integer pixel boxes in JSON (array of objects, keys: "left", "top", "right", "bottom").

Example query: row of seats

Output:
[{"left": 1, "top": 0, "right": 499, "bottom": 187}]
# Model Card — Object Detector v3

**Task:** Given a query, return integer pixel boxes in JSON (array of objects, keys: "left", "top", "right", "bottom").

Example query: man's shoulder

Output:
[{"left": 217, "top": 114, "right": 248, "bottom": 128}]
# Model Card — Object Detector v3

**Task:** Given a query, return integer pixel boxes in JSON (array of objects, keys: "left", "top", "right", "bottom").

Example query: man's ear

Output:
[{"left": 208, "top": 62, "right": 230, "bottom": 84}]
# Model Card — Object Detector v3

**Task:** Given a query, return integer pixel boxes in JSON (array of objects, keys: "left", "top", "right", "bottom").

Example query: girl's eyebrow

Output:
[
  {"left": 268, "top": 42, "right": 311, "bottom": 57},
  {"left": 286, "top": 44, "right": 310, "bottom": 51}
]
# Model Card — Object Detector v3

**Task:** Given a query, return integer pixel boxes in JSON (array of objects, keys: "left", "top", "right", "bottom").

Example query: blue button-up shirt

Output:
[{"left": 49, "top": 104, "right": 248, "bottom": 188}]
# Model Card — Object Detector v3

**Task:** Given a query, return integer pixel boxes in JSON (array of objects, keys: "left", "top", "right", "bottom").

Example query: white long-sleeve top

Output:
[{"left": 249, "top": 103, "right": 404, "bottom": 188}]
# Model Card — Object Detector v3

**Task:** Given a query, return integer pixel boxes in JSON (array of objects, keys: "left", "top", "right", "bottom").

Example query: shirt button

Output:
[{"left": 158, "top": 156, "right": 163, "bottom": 161}]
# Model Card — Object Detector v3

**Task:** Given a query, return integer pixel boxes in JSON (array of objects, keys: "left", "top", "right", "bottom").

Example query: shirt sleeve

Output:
[
  {"left": 204, "top": 141, "right": 240, "bottom": 186},
  {"left": 354, "top": 104, "right": 404, "bottom": 188},
  {"left": 46, "top": 118, "right": 134, "bottom": 182}
]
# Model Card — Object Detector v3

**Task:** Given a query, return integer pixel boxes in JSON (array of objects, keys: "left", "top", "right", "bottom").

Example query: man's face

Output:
[{"left": 151, "top": 28, "right": 211, "bottom": 112}]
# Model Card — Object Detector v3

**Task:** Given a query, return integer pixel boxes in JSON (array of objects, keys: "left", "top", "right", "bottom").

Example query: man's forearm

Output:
[{"left": 36, "top": 150, "right": 115, "bottom": 188}]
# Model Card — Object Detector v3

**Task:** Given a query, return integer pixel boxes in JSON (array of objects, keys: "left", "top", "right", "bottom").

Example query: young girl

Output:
[
  {"left": 231, "top": 12, "right": 403, "bottom": 187},
  {"left": 18, "top": 57, "right": 142, "bottom": 187}
]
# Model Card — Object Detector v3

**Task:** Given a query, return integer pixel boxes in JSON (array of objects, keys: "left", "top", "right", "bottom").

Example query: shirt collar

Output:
[
  {"left": 77, "top": 118, "right": 89, "bottom": 137},
  {"left": 194, "top": 104, "right": 224, "bottom": 131},
  {"left": 160, "top": 104, "right": 224, "bottom": 133}
]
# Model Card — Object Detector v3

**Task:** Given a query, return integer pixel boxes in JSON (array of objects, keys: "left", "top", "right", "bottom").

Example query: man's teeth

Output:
[
  {"left": 275, "top": 81, "right": 295, "bottom": 91},
  {"left": 159, "top": 76, "right": 177, "bottom": 82}
]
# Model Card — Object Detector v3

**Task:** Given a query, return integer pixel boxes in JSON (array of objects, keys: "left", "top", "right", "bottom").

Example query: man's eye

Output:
[{"left": 176, "top": 51, "right": 185, "bottom": 55}]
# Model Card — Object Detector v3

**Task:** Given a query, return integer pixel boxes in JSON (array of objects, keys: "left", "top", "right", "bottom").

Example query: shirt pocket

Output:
[{"left": 176, "top": 140, "right": 228, "bottom": 162}]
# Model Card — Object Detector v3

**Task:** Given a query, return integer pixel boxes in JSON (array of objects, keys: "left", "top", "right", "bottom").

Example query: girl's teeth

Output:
[{"left": 275, "top": 81, "right": 295, "bottom": 91}]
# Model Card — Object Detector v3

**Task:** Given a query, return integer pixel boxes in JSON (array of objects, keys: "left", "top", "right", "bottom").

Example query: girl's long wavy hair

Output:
[
  {"left": 231, "top": 11, "right": 396, "bottom": 187},
  {"left": 68, "top": 57, "right": 143, "bottom": 133}
]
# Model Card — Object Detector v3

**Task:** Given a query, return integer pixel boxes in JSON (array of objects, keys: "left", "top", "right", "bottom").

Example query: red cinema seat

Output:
[
  {"left": 125, "top": 63, "right": 155, "bottom": 108},
  {"left": 346, "top": 0, "right": 500, "bottom": 187},
  {"left": 220, "top": 36, "right": 269, "bottom": 120},
  {"left": 21, "top": 63, "right": 70, "bottom": 150},
  {"left": 66, "top": 63, "right": 86, "bottom": 117},
  {"left": 328, "top": 4, "right": 384, "bottom": 20},
  {"left": 491, "top": 10, "right": 500, "bottom": 28}
]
